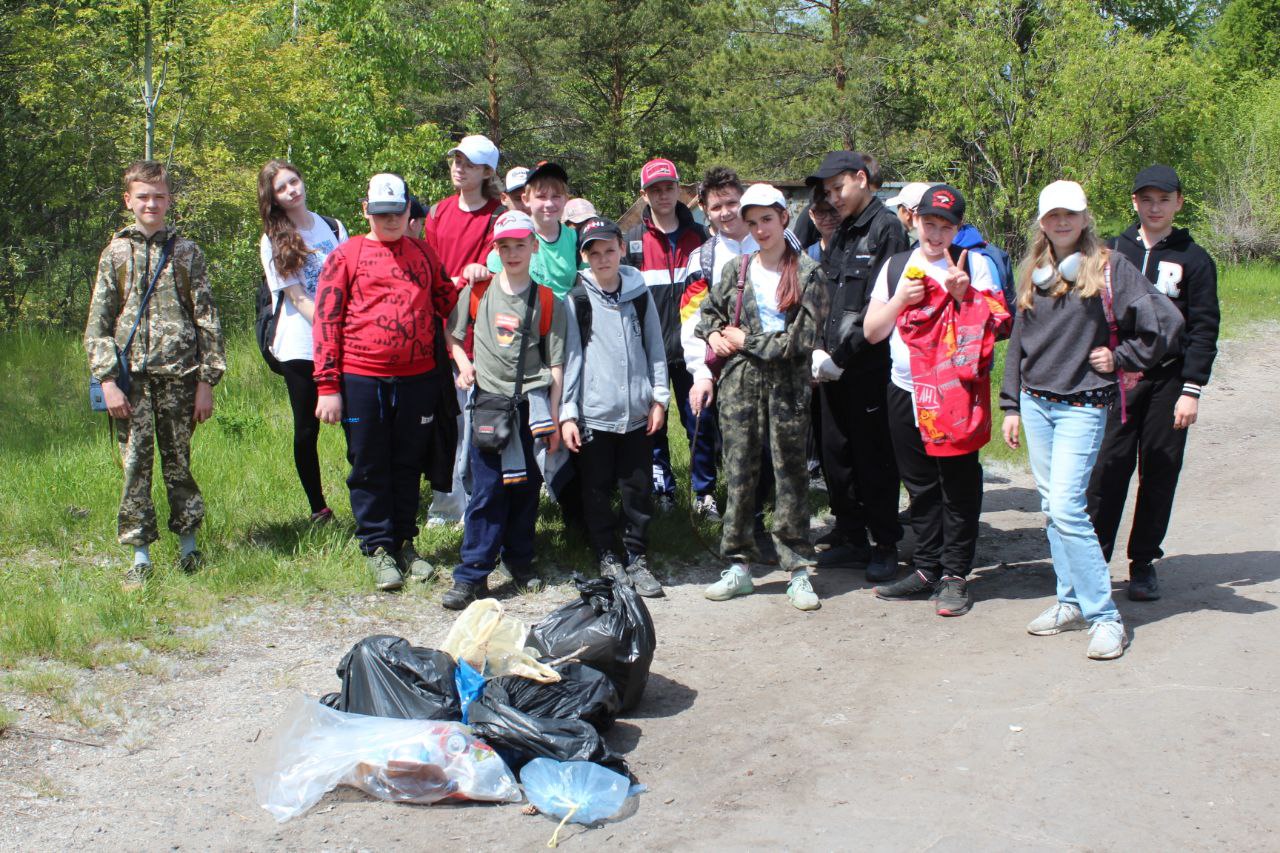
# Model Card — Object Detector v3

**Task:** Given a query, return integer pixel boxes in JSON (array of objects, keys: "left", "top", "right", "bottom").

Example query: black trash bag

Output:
[
  {"left": 486, "top": 662, "right": 621, "bottom": 732},
  {"left": 468, "top": 676, "right": 626, "bottom": 774},
  {"left": 319, "top": 635, "right": 462, "bottom": 721},
  {"left": 527, "top": 575, "right": 656, "bottom": 712}
]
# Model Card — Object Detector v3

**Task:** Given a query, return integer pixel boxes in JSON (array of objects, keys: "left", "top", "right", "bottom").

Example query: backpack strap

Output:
[
  {"left": 570, "top": 275, "right": 650, "bottom": 354},
  {"left": 885, "top": 250, "right": 912, "bottom": 299},
  {"left": 699, "top": 234, "right": 717, "bottom": 285}
]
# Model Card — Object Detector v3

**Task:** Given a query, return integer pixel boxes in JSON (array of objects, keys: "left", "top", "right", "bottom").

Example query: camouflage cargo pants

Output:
[
  {"left": 114, "top": 375, "right": 204, "bottom": 545},
  {"left": 718, "top": 359, "right": 816, "bottom": 572}
]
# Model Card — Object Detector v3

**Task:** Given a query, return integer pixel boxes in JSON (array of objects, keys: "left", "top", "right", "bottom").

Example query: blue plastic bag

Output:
[
  {"left": 521, "top": 758, "right": 643, "bottom": 847},
  {"left": 454, "top": 660, "right": 486, "bottom": 724}
]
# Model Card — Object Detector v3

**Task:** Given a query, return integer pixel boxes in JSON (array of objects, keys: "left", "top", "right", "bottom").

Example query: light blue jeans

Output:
[{"left": 1020, "top": 391, "right": 1120, "bottom": 624}]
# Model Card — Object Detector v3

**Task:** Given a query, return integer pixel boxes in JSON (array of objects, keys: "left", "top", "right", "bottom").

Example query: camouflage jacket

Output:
[
  {"left": 695, "top": 251, "right": 830, "bottom": 377},
  {"left": 84, "top": 224, "right": 226, "bottom": 385}
]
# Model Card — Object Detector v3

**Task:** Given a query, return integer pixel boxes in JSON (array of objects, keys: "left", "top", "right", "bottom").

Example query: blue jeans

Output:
[{"left": 1020, "top": 391, "right": 1119, "bottom": 624}]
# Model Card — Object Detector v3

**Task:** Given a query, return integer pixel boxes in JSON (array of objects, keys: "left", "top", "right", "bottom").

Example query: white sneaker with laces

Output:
[
  {"left": 787, "top": 570, "right": 821, "bottom": 611},
  {"left": 1026, "top": 602, "right": 1088, "bottom": 636},
  {"left": 705, "top": 563, "right": 754, "bottom": 601},
  {"left": 1087, "top": 620, "right": 1129, "bottom": 660},
  {"left": 694, "top": 494, "right": 721, "bottom": 521}
]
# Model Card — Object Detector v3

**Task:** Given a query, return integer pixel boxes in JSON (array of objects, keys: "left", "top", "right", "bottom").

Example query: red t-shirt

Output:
[
  {"left": 312, "top": 235, "right": 458, "bottom": 394},
  {"left": 423, "top": 195, "right": 502, "bottom": 282}
]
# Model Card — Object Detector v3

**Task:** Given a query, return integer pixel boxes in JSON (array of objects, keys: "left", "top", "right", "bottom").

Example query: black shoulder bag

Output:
[
  {"left": 90, "top": 236, "right": 176, "bottom": 411},
  {"left": 468, "top": 283, "right": 538, "bottom": 452}
]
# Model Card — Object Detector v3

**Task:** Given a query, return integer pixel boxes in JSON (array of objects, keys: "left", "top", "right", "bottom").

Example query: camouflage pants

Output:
[
  {"left": 718, "top": 358, "right": 816, "bottom": 571},
  {"left": 114, "top": 375, "right": 204, "bottom": 545}
]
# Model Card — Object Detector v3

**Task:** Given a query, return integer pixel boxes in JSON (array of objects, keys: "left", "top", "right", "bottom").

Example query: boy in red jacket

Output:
[
  {"left": 314, "top": 173, "right": 458, "bottom": 591},
  {"left": 862, "top": 185, "right": 1008, "bottom": 616}
]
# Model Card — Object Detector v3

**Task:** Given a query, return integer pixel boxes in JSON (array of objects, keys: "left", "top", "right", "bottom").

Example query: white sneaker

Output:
[
  {"left": 694, "top": 494, "right": 721, "bottom": 521},
  {"left": 1026, "top": 602, "right": 1087, "bottom": 635},
  {"left": 787, "top": 570, "right": 820, "bottom": 611},
  {"left": 705, "top": 564, "right": 754, "bottom": 601},
  {"left": 1087, "top": 620, "right": 1129, "bottom": 660}
]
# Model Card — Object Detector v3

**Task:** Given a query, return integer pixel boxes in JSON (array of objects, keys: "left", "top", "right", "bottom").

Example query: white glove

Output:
[{"left": 811, "top": 349, "right": 844, "bottom": 382}]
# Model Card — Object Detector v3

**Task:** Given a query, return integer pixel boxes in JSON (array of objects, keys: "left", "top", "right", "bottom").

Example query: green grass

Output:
[
  {"left": 1, "top": 262, "right": 1273, "bottom": 668},
  {"left": 0, "top": 327, "right": 715, "bottom": 668}
]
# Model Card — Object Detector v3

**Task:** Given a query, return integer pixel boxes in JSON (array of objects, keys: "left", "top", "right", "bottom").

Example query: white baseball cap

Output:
[
  {"left": 492, "top": 210, "right": 536, "bottom": 241},
  {"left": 448, "top": 135, "right": 499, "bottom": 170},
  {"left": 365, "top": 173, "right": 409, "bottom": 215},
  {"left": 504, "top": 166, "right": 529, "bottom": 193},
  {"left": 738, "top": 183, "right": 787, "bottom": 212},
  {"left": 562, "top": 198, "right": 598, "bottom": 224},
  {"left": 886, "top": 182, "right": 931, "bottom": 212},
  {"left": 1038, "top": 180, "right": 1089, "bottom": 220}
]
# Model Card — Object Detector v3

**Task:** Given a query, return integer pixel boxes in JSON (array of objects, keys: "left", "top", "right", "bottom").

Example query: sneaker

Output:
[
  {"left": 626, "top": 555, "right": 664, "bottom": 598},
  {"left": 1086, "top": 620, "right": 1129, "bottom": 660},
  {"left": 507, "top": 564, "right": 545, "bottom": 594},
  {"left": 875, "top": 569, "right": 938, "bottom": 600},
  {"left": 122, "top": 562, "right": 152, "bottom": 591},
  {"left": 693, "top": 494, "right": 721, "bottom": 521},
  {"left": 655, "top": 494, "right": 676, "bottom": 513},
  {"left": 442, "top": 580, "right": 477, "bottom": 610},
  {"left": 813, "top": 529, "right": 846, "bottom": 552},
  {"left": 1127, "top": 563, "right": 1161, "bottom": 601},
  {"left": 1026, "top": 602, "right": 1087, "bottom": 636},
  {"left": 787, "top": 570, "right": 821, "bottom": 611},
  {"left": 599, "top": 553, "right": 631, "bottom": 587},
  {"left": 816, "top": 539, "right": 872, "bottom": 569},
  {"left": 367, "top": 547, "right": 403, "bottom": 592},
  {"left": 396, "top": 543, "right": 436, "bottom": 583},
  {"left": 865, "top": 544, "right": 900, "bottom": 582},
  {"left": 177, "top": 550, "right": 204, "bottom": 575},
  {"left": 309, "top": 507, "right": 334, "bottom": 525},
  {"left": 705, "top": 564, "right": 754, "bottom": 601},
  {"left": 934, "top": 575, "right": 972, "bottom": 616}
]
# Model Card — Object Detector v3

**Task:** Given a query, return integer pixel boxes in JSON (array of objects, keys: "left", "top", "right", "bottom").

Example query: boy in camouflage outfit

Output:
[
  {"left": 84, "top": 161, "right": 226, "bottom": 588},
  {"left": 695, "top": 184, "right": 829, "bottom": 611}
]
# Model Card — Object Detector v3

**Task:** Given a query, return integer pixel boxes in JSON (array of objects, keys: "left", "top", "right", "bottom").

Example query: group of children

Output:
[{"left": 86, "top": 143, "right": 1218, "bottom": 660}]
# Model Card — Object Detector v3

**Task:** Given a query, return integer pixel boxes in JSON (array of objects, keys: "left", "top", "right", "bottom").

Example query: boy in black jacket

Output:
[
  {"left": 805, "top": 150, "right": 909, "bottom": 581},
  {"left": 1087, "top": 164, "right": 1220, "bottom": 601}
]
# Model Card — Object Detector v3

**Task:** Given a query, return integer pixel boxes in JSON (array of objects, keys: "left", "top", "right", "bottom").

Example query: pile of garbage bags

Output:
[{"left": 255, "top": 575, "right": 656, "bottom": 823}]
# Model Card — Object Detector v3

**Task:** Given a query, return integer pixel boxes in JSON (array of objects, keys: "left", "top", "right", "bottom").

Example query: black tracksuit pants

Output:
[
  {"left": 1086, "top": 367, "right": 1190, "bottom": 566},
  {"left": 340, "top": 372, "right": 439, "bottom": 555},
  {"left": 577, "top": 427, "right": 653, "bottom": 560},
  {"left": 886, "top": 383, "right": 982, "bottom": 577},
  {"left": 819, "top": 367, "right": 902, "bottom": 548}
]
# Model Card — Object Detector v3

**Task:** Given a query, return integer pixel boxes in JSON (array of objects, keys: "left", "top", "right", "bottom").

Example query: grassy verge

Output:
[{"left": 1, "top": 262, "right": 1273, "bottom": 668}]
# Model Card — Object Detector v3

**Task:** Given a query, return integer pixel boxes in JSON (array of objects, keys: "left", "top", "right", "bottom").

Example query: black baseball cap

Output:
[
  {"left": 577, "top": 216, "right": 623, "bottom": 250},
  {"left": 525, "top": 160, "right": 569, "bottom": 186},
  {"left": 916, "top": 184, "right": 966, "bottom": 225},
  {"left": 805, "top": 151, "right": 869, "bottom": 186},
  {"left": 1133, "top": 164, "right": 1181, "bottom": 194}
]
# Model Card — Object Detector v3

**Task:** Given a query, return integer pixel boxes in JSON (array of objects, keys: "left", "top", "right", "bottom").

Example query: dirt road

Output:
[{"left": 2, "top": 334, "right": 1277, "bottom": 851}]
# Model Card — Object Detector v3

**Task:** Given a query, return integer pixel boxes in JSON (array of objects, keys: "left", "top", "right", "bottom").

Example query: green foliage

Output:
[{"left": 1211, "top": 0, "right": 1280, "bottom": 76}]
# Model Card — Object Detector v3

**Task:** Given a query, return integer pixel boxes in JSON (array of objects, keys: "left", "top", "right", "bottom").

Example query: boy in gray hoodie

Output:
[{"left": 561, "top": 217, "right": 669, "bottom": 597}]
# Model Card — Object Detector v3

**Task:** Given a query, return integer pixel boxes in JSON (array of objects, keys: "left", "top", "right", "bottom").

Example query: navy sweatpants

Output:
[
  {"left": 341, "top": 372, "right": 440, "bottom": 555},
  {"left": 652, "top": 358, "right": 719, "bottom": 498}
]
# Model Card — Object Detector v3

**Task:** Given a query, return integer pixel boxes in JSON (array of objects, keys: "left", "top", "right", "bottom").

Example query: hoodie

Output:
[
  {"left": 561, "top": 265, "right": 670, "bottom": 433},
  {"left": 623, "top": 202, "right": 708, "bottom": 362},
  {"left": 1110, "top": 225, "right": 1219, "bottom": 392}
]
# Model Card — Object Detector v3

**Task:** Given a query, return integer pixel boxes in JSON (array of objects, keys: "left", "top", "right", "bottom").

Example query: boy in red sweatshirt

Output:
[
  {"left": 314, "top": 173, "right": 458, "bottom": 591},
  {"left": 861, "top": 185, "right": 1009, "bottom": 616}
]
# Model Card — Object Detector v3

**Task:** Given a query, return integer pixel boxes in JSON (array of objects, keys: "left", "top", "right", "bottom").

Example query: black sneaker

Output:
[
  {"left": 934, "top": 575, "right": 972, "bottom": 616},
  {"left": 122, "top": 562, "right": 152, "bottom": 591},
  {"left": 507, "top": 564, "right": 545, "bottom": 594},
  {"left": 813, "top": 529, "right": 847, "bottom": 552},
  {"left": 875, "top": 569, "right": 938, "bottom": 600},
  {"left": 655, "top": 494, "right": 676, "bottom": 513},
  {"left": 865, "top": 544, "right": 900, "bottom": 582},
  {"left": 816, "top": 540, "right": 872, "bottom": 569},
  {"left": 1127, "top": 563, "right": 1161, "bottom": 601},
  {"left": 599, "top": 553, "right": 631, "bottom": 587},
  {"left": 177, "top": 550, "right": 204, "bottom": 575},
  {"left": 626, "top": 555, "right": 664, "bottom": 598},
  {"left": 442, "top": 581, "right": 477, "bottom": 610}
]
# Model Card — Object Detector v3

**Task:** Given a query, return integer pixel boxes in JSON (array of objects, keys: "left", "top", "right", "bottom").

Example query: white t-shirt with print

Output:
[
  {"left": 749, "top": 255, "right": 786, "bottom": 333},
  {"left": 259, "top": 213, "right": 348, "bottom": 363},
  {"left": 870, "top": 248, "right": 996, "bottom": 393}
]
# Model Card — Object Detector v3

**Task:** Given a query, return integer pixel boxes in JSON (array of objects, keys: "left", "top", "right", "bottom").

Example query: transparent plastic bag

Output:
[
  {"left": 520, "top": 758, "right": 644, "bottom": 846},
  {"left": 440, "top": 598, "right": 559, "bottom": 683},
  {"left": 254, "top": 695, "right": 521, "bottom": 822}
]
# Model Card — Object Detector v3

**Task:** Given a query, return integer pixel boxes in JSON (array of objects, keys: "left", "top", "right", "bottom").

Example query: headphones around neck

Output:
[{"left": 1031, "top": 252, "right": 1082, "bottom": 289}]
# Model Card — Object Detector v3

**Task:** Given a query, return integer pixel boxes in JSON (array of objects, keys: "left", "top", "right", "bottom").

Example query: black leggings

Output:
[{"left": 280, "top": 359, "right": 327, "bottom": 514}]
